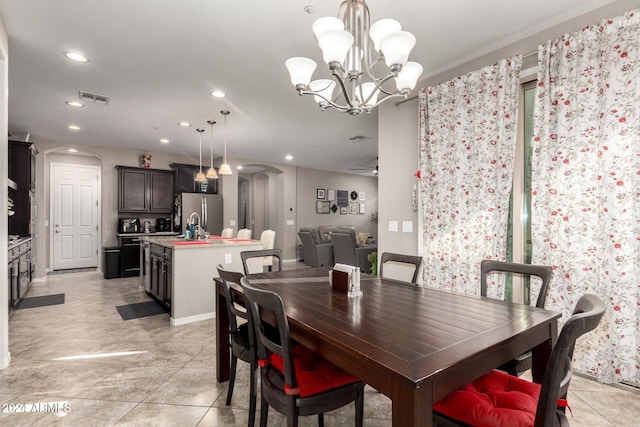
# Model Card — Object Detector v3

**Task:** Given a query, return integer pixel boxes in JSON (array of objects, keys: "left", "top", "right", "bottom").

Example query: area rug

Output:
[
  {"left": 116, "top": 300, "right": 167, "bottom": 320},
  {"left": 15, "top": 293, "right": 65, "bottom": 309}
]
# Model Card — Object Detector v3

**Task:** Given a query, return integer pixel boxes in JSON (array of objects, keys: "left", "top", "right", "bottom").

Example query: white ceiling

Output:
[{"left": 0, "top": 0, "right": 618, "bottom": 175}]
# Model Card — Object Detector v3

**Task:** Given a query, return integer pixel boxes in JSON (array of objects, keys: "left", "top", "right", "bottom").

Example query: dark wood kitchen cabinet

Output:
[
  {"left": 116, "top": 166, "right": 174, "bottom": 213},
  {"left": 149, "top": 244, "right": 172, "bottom": 311},
  {"left": 8, "top": 140, "right": 37, "bottom": 237},
  {"left": 170, "top": 163, "right": 218, "bottom": 194}
]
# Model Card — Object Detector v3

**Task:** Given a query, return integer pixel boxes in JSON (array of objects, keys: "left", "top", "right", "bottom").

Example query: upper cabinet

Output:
[
  {"left": 8, "top": 141, "right": 37, "bottom": 237},
  {"left": 116, "top": 166, "right": 174, "bottom": 213},
  {"left": 170, "top": 163, "right": 219, "bottom": 194}
]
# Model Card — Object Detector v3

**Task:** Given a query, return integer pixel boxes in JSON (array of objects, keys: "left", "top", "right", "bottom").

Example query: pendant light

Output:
[
  {"left": 194, "top": 128, "right": 207, "bottom": 182},
  {"left": 206, "top": 120, "right": 218, "bottom": 179},
  {"left": 218, "top": 110, "right": 233, "bottom": 175}
]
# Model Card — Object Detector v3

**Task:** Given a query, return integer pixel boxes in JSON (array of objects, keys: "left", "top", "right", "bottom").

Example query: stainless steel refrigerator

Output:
[{"left": 175, "top": 193, "right": 223, "bottom": 235}]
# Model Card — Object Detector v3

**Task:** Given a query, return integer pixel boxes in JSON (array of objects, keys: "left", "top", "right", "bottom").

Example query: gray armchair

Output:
[
  {"left": 298, "top": 228, "right": 334, "bottom": 267},
  {"left": 330, "top": 230, "right": 377, "bottom": 274}
]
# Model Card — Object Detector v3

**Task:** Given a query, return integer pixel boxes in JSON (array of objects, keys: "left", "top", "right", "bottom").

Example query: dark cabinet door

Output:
[
  {"left": 149, "top": 171, "right": 174, "bottom": 212},
  {"left": 170, "top": 163, "right": 218, "bottom": 194},
  {"left": 150, "top": 253, "right": 161, "bottom": 298},
  {"left": 119, "top": 169, "right": 148, "bottom": 212},
  {"left": 164, "top": 259, "right": 172, "bottom": 310},
  {"left": 8, "top": 141, "right": 35, "bottom": 236}
]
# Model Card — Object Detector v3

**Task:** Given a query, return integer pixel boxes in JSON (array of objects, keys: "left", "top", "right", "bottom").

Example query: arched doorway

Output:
[{"left": 237, "top": 164, "right": 283, "bottom": 244}]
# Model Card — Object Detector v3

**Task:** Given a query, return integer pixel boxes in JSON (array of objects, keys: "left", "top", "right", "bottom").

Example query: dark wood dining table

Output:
[{"left": 215, "top": 267, "right": 560, "bottom": 427}]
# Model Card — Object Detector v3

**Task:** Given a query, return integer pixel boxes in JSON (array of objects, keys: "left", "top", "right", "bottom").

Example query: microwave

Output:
[{"left": 119, "top": 218, "right": 140, "bottom": 233}]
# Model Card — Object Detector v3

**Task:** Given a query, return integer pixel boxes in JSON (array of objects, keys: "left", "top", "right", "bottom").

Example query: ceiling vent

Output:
[
  {"left": 348, "top": 135, "right": 370, "bottom": 141},
  {"left": 79, "top": 91, "right": 110, "bottom": 105}
]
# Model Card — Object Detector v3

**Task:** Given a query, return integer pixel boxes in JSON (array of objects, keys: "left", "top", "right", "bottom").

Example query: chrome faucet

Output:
[{"left": 187, "top": 212, "right": 201, "bottom": 239}]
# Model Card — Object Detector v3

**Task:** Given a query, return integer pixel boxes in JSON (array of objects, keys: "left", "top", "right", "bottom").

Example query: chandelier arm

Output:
[
  {"left": 367, "top": 92, "right": 406, "bottom": 110},
  {"left": 299, "top": 90, "right": 350, "bottom": 112},
  {"left": 332, "top": 70, "right": 356, "bottom": 108}
]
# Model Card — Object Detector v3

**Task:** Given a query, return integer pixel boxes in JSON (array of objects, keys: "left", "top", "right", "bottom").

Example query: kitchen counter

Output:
[
  {"left": 116, "top": 232, "right": 179, "bottom": 237},
  {"left": 140, "top": 235, "right": 264, "bottom": 326}
]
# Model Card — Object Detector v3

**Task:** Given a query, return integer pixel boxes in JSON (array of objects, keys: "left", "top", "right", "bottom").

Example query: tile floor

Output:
[{"left": 0, "top": 269, "right": 638, "bottom": 426}]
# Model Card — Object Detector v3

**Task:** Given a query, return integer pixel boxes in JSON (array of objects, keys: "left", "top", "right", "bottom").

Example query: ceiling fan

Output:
[{"left": 349, "top": 157, "right": 378, "bottom": 176}]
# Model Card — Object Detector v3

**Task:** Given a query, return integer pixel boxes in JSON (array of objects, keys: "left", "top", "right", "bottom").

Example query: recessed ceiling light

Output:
[
  {"left": 178, "top": 122, "right": 191, "bottom": 127},
  {"left": 68, "top": 125, "right": 81, "bottom": 130},
  {"left": 68, "top": 148, "right": 78, "bottom": 153},
  {"left": 285, "top": 155, "right": 293, "bottom": 161},
  {"left": 210, "top": 90, "right": 226, "bottom": 98},
  {"left": 237, "top": 165, "right": 243, "bottom": 170},
  {"left": 66, "top": 101, "right": 84, "bottom": 107},
  {"left": 63, "top": 51, "right": 89, "bottom": 63},
  {"left": 160, "top": 138, "right": 170, "bottom": 144}
]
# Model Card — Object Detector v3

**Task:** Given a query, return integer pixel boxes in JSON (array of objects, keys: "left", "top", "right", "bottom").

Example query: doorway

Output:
[{"left": 50, "top": 162, "right": 100, "bottom": 270}]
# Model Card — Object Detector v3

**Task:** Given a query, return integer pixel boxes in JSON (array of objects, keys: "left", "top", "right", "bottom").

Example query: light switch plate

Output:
[
  {"left": 229, "top": 220, "right": 236, "bottom": 226},
  {"left": 286, "top": 219, "right": 294, "bottom": 225},
  {"left": 388, "top": 220, "right": 398, "bottom": 232},
  {"left": 225, "top": 253, "right": 232, "bottom": 264},
  {"left": 402, "top": 221, "right": 413, "bottom": 233}
]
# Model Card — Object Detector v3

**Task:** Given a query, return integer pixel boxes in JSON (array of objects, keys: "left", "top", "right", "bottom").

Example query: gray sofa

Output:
[
  {"left": 330, "top": 229, "right": 377, "bottom": 274},
  {"left": 298, "top": 227, "right": 334, "bottom": 267}
]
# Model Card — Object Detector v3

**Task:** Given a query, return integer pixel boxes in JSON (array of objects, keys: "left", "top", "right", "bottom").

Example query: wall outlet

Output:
[
  {"left": 225, "top": 253, "right": 232, "bottom": 264},
  {"left": 388, "top": 221, "right": 398, "bottom": 232}
]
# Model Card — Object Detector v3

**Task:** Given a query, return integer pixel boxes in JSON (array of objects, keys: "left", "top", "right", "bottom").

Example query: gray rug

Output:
[
  {"left": 16, "top": 293, "right": 65, "bottom": 309},
  {"left": 116, "top": 300, "right": 167, "bottom": 320}
]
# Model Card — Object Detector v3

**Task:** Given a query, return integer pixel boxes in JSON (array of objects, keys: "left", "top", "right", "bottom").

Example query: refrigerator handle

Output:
[{"left": 202, "top": 197, "right": 208, "bottom": 229}]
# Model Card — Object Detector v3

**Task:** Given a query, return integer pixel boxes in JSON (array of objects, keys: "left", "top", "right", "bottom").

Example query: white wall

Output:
[
  {"left": 376, "top": 0, "right": 637, "bottom": 270},
  {"left": 1, "top": 11, "right": 10, "bottom": 369}
]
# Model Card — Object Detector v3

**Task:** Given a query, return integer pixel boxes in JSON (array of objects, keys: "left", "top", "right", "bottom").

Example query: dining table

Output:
[{"left": 215, "top": 267, "right": 561, "bottom": 427}]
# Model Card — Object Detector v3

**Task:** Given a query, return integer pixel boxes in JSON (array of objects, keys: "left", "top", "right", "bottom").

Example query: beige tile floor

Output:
[{"left": 0, "top": 268, "right": 638, "bottom": 426}]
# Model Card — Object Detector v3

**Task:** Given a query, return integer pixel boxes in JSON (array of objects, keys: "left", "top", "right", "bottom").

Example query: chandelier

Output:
[{"left": 285, "top": 0, "right": 423, "bottom": 115}]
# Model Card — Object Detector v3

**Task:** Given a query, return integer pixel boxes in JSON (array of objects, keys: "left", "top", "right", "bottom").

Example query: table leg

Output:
[
  {"left": 215, "top": 279, "right": 230, "bottom": 382},
  {"left": 392, "top": 382, "right": 432, "bottom": 427},
  {"left": 531, "top": 318, "right": 558, "bottom": 384}
]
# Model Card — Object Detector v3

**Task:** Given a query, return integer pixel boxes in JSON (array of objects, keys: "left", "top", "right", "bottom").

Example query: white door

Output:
[{"left": 51, "top": 163, "right": 100, "bottom": 270}]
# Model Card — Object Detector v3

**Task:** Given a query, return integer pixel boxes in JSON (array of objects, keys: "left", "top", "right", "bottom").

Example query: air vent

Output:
[
  {"left": 78, "top": 91, "right": 110, "bottom": 105},
  {"left": 348, "top": 135, "right": 370, "bottom": 141}
]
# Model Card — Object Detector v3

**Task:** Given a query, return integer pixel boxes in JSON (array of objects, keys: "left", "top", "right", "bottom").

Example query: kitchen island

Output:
[{"left": 139, "top": 236, "right": 264, "bottom": 326}]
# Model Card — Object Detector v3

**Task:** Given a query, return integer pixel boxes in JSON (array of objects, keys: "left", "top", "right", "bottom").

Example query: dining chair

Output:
[
  {"left": 221, "top": 227, "right": 234, "bottom": 238},
  {"left": 260, "top": 230, "right": 276, "bottom": 271},
  {"left": 237, "top": 228, "right": 252, "bottom": 239},
  {"left": 216, "top": 265, "right": 257, "bottom": 427},
  {"left": 379, "top": 252, "right": 423, "bottom": 284},
  {"left": 240, "top": 277, "right": 365, "bottom": 427},
  {"left": 481, "top": 260, "right": 554, "bottom": 376},
  {"left": 433, "top": 293, "right": 605, "bottom": 427},
  {"left": 241, "top": 249, "right": 282, "bottom": 275}
]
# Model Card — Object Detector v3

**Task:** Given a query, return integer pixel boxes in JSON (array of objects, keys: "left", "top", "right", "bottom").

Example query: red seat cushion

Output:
[
  {"left": 433, "top": 369, "right": 540, "bottom": 427},
  {"left": 268, "top": 345, "right": 360, "bottom": 398}
]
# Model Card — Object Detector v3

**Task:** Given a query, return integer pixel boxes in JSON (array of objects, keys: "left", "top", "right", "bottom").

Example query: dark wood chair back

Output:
[
  {"left": 480, "top": 260, "right": 553, "bottom": 308},
  {"left": 241, "top": 248, "right": 283, "bottom": 275},
  {"left": 240, "top": 277, "right": 365, "bottom": 426},
  {"left": 379, "top": 252, "right": 423, "bottom": 284}
]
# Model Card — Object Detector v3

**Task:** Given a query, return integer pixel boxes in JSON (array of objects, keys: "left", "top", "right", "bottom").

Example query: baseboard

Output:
[{"left": 170, "top": 312, "right": 215, "bottom": 327}]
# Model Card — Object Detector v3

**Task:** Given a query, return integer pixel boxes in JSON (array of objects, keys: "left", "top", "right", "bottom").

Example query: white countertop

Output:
[{"left": 140, "top": 235, "right": 263, "bottom": 249}]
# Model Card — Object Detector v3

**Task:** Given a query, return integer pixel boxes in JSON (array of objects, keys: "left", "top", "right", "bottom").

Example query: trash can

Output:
[{"left": 103, "top": 246, "right": 120, "bottom": 279}]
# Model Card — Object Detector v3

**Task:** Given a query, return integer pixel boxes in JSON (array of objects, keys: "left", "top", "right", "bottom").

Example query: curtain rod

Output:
[{"left": 394, "top": 50, "right": 537, "bottom": 108}]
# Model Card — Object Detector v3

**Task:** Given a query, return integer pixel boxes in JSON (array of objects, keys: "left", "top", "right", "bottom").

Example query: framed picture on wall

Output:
[
  {"left": 317, "top": 200, "right": 331, "bottom": 214},
  {"left": 359, "top": 203, "right": 366, "bottom": 214},
  {"left": 340, "top": 206, "right": 347, "bottom": 214},
  {"left": 359, "top": 192, "right": 365, "bottom": 201},
  {"left": 317, "top": 188, "right": 325, "bottom": 199},
  {"left": 337, "top": 190, "right": 349, "bottom": 207},
  {"left": 327, "top": 189, "right": 335, "bottom": 201},
  {"left": 349, "top": 201, "right": 358, "bottom": 214}
]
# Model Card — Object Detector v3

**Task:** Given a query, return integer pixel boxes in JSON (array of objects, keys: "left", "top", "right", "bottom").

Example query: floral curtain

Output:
[
  {"left": 531, "top": 10, "right": 640, "bottom": 386},
  {"left": 418, "top": 56, "right": 521, "bottom": 295}
]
